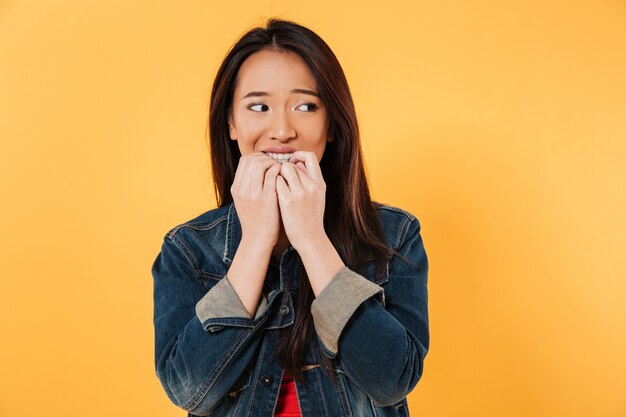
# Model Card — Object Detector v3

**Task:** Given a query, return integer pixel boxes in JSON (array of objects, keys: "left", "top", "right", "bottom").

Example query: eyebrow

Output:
[{"left": 242, "top": 89, "right": 321, "bottom": 99}]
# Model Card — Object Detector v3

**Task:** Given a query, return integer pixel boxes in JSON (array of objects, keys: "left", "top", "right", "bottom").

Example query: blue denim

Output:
[{"left": 152, "top": 201, "right": 429, "bottom": 416}]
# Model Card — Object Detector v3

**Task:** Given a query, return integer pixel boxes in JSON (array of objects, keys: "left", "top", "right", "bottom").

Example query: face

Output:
[{"left": 228, "top": 48, "right": 333, "bottom": 162}]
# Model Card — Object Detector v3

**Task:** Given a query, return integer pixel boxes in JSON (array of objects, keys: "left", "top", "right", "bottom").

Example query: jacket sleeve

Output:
[
  {"left": 310, "top": 217, "right": 429, "bottom": 407},
  {"left": 152, "top": 230, "right": 269, "bottom": 416}
]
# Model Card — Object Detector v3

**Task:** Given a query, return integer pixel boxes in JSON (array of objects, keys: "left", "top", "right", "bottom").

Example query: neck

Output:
[{"left": 272, "top": 223, "right": 290, "bottom": 262}]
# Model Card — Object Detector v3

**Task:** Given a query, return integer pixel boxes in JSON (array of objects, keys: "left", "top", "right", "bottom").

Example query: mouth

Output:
[
  {"left": 264, "top": 152, "right": 294, "bottom": 163},
  {"left": 262, "top": 146, "right": 296, "bottom": 153}
]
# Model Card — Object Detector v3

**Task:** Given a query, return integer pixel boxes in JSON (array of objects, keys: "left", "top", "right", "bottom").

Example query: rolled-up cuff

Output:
[
  {"left": 311, "top": 266, "right": 383, "bottom": 355},
  {"left": 195, "top": 276, "right": 268, "bottom": 322}
]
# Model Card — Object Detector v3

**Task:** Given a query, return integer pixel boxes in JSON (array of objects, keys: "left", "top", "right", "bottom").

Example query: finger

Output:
[
  {"left": 253, "top": 151, "right": 281, "bottom": 168},
  {"left": 245, "top": 152, "right": 280, "bottom": 168},
  {"left": 287, "top": 156, "right": 320, "bottom": 191},
  {"left": 275, "top": 173, "right": 288, "bottom": 196},
  {"left": 241, "top": 154, "right": 280, "bottom": 192},
  {"left": 262, "top": 163, "right": 281, "bottom": 195},
  {"left": 288, "top": 151, "right": 323, "bottom": 181},
  {"left": 292, "top": 161, "right": 318, "bottom": 190},
  {"left": 295, "top": 161, "right": 326, "bottom": 191},
  {"left": 280, "top": 162, "right": 303, "bottom": 192}
]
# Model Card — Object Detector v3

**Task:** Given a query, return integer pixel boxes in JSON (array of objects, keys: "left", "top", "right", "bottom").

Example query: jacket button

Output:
[
  {"left": 279, "top": 305, "right": 290, "bottom": 316},
  {"left": 260, "top": 374, "right": 273, "bottom": 385}
]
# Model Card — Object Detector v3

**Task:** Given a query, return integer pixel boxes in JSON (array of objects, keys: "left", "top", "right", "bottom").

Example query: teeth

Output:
[{"left": 267, "top": 152, "right": 293, "bottom": 163}]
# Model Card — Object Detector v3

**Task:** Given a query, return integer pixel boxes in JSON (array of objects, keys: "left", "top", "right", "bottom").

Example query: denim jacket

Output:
[{"left": 151, "top": 201, "right": 429, "bottom": 417}]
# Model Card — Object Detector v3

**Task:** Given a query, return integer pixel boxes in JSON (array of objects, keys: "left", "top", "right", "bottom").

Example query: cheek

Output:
[
  {"left": 235, "top": 118, "right": 266, "bottom": 141},
  {"left": 302, "top": 116, "right": 329, "bottom": 138},
  {"left": 311, "top": 129, "right": 329, "bottom": 162}
]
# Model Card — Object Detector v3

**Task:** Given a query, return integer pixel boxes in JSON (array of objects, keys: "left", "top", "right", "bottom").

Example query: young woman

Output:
[{"left": 152, "top": 18, "right": 429, "bottom": 417}]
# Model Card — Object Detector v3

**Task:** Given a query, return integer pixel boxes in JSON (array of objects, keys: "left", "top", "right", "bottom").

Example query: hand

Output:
[
  {"left": 275, "top": 151, "right": 327, "bottom": 251},
  {"left": 230, "top": 152, "right": 282, "bottom": 247}
]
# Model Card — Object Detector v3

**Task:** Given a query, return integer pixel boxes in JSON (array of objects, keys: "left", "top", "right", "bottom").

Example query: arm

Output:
[
  {"left": 202, "top": 235, "right": 273, "bottom": 320},
  {"left": 308, "top": 218, "right": 429, "bottom": 406},
  {"left": 152, "top": 231, "right": 272, "bottom": 416}
]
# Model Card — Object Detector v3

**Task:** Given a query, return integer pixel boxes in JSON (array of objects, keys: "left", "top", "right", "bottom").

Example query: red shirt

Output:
[{"left": 274, "top": 371, "right": 302, "bottom": 417}]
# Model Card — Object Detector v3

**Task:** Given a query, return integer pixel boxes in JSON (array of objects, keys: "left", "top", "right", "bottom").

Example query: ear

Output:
[
  {"left": 327, "top": 127, "right": 334, "bottom": 143},
  {"left": 228, "top": 113, "right": 237, "bottom": 140}
]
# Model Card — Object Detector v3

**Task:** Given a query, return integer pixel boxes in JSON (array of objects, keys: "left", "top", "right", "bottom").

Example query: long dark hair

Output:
[{"left": 206, "top": 18, "right": 397, "bottom": 384}]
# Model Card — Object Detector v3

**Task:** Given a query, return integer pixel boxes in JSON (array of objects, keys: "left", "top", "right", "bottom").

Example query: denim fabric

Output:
[{"left": 152, "top": 201, "right": 429, "bottom": 416}]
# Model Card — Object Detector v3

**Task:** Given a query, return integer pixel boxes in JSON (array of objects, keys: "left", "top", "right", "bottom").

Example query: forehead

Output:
[{"left": 233, "top": 49, "right": 318, "bottom": 95}]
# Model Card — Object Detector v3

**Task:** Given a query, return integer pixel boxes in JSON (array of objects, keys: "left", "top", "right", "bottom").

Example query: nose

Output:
[{"left": 268, "top": 109, "right": 296, "bottom": 142}]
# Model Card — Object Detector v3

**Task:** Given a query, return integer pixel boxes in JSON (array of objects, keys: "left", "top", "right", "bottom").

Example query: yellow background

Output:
[{"left": 1, "top": 1, "right": 625, "bottom": 416}]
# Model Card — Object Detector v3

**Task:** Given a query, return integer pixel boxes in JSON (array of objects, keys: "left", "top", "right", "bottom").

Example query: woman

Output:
[{"left": 152, "top": 18, "right": 429, "bottom": 417}]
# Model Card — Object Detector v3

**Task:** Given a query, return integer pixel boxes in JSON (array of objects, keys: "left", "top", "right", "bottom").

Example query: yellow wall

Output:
[{"left": 1, "top": 1, "right": 624, "bottom": 416}]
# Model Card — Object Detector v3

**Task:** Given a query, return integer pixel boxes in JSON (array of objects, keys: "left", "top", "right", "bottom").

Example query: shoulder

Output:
[
  {"left": 157, "top": 204, "right": 234, "bottom": 277},
  {"left": 372, "top": 201, "right": 421, "bottom": 250},
  {"left": 161, "top": 204, "right": 233, "bottom": 253},
  {"left": 163, "top": 204, "right": 231, "bottom": 240}
]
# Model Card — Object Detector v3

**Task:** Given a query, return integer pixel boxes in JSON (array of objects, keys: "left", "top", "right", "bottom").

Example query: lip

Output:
[{"left": 262, "top": 147, "right": 297, "bottom": 154}]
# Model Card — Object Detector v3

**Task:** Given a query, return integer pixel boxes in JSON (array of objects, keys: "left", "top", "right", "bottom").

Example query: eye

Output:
[
  {"left": 248, "top": 103, "right": 269, "bottom": 112},
  {"left": 296, "top": 103, "right": 318, "bottom": 112}
]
